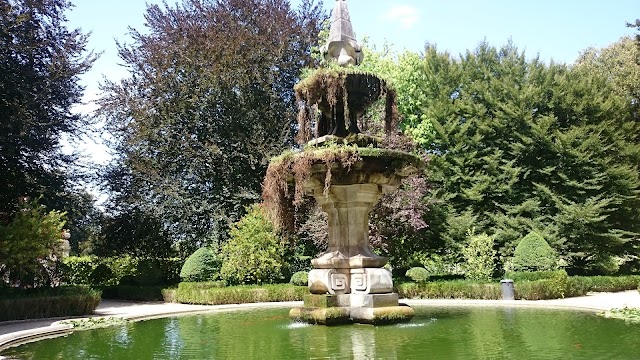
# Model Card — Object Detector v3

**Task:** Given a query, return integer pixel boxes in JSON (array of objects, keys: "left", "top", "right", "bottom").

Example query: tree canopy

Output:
[
  {"left": 0, "top": 0, "right": 95, "bottom": 210},
  {"left": 98, "top": 0, "right": 325, "bottom": 253},
  {"left": 401, "top": 42, "right": 640, "bottom": 272}
]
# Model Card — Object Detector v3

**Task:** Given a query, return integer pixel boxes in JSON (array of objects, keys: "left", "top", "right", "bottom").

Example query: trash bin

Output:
[{"left": 500, "top": 279, "right": 515, "bottom": 300}]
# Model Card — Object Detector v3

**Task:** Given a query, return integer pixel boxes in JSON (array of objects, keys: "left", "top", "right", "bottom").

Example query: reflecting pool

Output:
[{"left": 4, "top": 306, "right": 640, "bottom": 359}]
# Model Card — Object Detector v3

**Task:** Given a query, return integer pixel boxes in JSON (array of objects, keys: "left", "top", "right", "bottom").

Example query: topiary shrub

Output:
[
  {"left": 220, "top": 204, "right": 286, "bottom": 285},
  {"left": 89, "top": 263, "right": 115, "bottom": 286},
  {"left": 405, "top": 267, "right": 429, "bottom": 282},
  {"left": 511, "top": 231, "right": 558, "bottom": 272},
  {"left": 180, "top": 247, "right": 221, "bottom": 282},
  {"left": 134, "top": 260, "right": 163, "bottom": 286},
  {"left": 289, "top": 271, "right": 309, "bottom": 286}
]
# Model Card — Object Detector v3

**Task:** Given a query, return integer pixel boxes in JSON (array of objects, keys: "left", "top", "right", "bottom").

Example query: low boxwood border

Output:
[{"left": 0, "top": 286, "right": 101, "bottom": 321}]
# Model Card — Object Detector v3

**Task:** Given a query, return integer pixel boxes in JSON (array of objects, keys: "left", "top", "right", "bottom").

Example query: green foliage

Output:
[
  {"left": 396, "top": 280, "right": 502, "bottom": 300},
  {"left": 0, "top": 0, "right": 96, "bottom": 216},
  {"left": 461, "top": 230, "right": 496, "bottom": 281},
  {"left": 60, "top": 256, "right": 183, "bottom": 286},
  {"left": 576, "top": 36, "right": 640, "bottom": 111},
  {"left": 60, "top": 317, "right": 129, "bottom": 331},
  {"left": 0, "top": 286, "right": 101, "bottom": 321},
  {"left": 398, "top": 273, "right": 640, "bottom": 301},
  {"left": 405, "top": 267, "right": 430, "bottom": 282},
  {"left": 88, "top": 264, "right": 114, "bottom": 286},
  {"left": 180, "top": 247, "right": 221, "bottom": 282},
  {"left": 100, "top": 285, "right": 165, "bottom": 301},
  {"left": 409, "top": 41, "right": 640, "bottom": 272},
  {"left": 601, "top": 307, "right": 640, "bottom": 323},
  {"left": 175, "top": 283, "right": 306, "bottom": 305},
  {"left": 568, "top": 275, "right": 640, "bottom": 292},
  {"left": 511, "top": 232, "right": 558, "bottom": 272},
  {"left": 0, "top": 199, "right": 66, "bottom": 286},
  {"left": 289, "top": 271, "right": 309, "bottom": 286},
  {"left": 134, "top": 260, "right": 163, "bottom": 286},
  {"left": 505, "top": 270, "right": 568, "bottom": 282},
  {"left": 60, "top": 256, "right": 96, "bottom": 285},
  {"left": 92, "top": 209, "right": 174, "bottom": 259},
  {"left": 513, "top": 270, "right": 569, "bottom": 300},
  {"left": 417, "top": 252, "right": 466, "bottom": 277},
  {"left": 220, "top": 205, "right": 286, "bottom": 285}
]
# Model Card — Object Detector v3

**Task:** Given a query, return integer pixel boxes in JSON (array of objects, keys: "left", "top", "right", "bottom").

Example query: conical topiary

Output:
[{"left": 511, "top": 232, "right": 558, "bottom": 272}]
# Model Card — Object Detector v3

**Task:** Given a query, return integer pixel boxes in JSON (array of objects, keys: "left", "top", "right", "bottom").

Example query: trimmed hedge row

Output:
[
  {"left": 176, "top": 282, "right": 307, "bottom": 305},
  {"left": 60, "top": 256, "right": 183, "bottom": 287},
  {"left": 569, "top": 275, "right": 640, "bottom": 293},
  {"left": 396, "top": 281, "right": 502, "bottom": 300},
  {"left": 396, "top": 274, "right": 640, "bottom": 301},
  {"left": 0, "top": 286, "right": 101, "bottom": 321},
  {"left": 99, "top": 285, "right": 166, "bottom": 301},
  {"left": 504, "top": 270, "right": 567, "bottom": 282}
]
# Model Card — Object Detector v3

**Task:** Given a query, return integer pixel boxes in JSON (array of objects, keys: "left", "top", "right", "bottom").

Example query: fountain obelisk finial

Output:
[{"left": 322, "top": 0, "right": 363, "bottom": 66}]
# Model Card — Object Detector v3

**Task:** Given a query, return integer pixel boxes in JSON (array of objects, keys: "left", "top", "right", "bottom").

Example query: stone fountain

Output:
[{"left": 266, "top": 0, "right": 423, "bottom": 325}]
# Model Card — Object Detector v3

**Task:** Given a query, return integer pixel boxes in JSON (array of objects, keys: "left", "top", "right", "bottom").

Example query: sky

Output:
[{"left": 65, "top": 0, "right": 639, "bottom": 164}]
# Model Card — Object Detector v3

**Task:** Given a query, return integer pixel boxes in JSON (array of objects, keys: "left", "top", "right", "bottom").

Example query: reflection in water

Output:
[{"left": 5, "top": 307, "right": 640, "bottom": 360}]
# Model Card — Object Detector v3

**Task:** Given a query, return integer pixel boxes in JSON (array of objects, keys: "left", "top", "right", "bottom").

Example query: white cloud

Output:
[{"left": 382, "top": 5, "right": 420, "bottom": 30}]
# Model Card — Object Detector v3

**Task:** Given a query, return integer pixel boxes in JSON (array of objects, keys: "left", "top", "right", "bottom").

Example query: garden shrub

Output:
[
  {"left": 514, "top": 271, "right": 568, "bottom": 300},
  {"left": 405, "top": 267, "right": 430, "bottom": 282},
  {"left": 0, "top": 286, "right": 101, "bottom": 321},
  {"left": 0, "top": 199, "right": 66, "bottom": 287},
  {"left": 180, "top": 247, "right": 221, "bottom": 282},
  {"left": 461, "top": 230, "right": 496, "bottom": 281},
  {"left": 60, "top": 256, "right": 97, "bottom": 285},
  {"left": 176, "top": 282, "right": 306, "bottom": 305},
  {"left": 418, "top": 252, "right": 465, "bottom": 278},
  {"left": 511, "top": 231, "right": 558, "bottom": 272},
  {"left": 396, "top": 280, "right": 502, "bottom": 300},
  {"left": 100, "top": 285, "right": 165, "bottom": 301},
  {"left": 220, "top": 205, "right": 286, "bottom": 285},
  {"left": 134, "top": 259, "right": 163, "bottom": 286},
  {"left": 505, "top": 270, "right": 568, "bottom": 282},
  {"left": 88, "top": 263, "right": 115, "bottom": 286},
  {"left": 569, "top": 275, "right": 640, "bottom": 292},
  {"left": 289, "top": 271, "right": 309, "bottom": 286}
]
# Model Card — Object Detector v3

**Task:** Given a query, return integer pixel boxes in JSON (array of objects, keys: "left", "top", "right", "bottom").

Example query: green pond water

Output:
[{"left": 3, "top": 306, "right": 640, "bottom": 359}]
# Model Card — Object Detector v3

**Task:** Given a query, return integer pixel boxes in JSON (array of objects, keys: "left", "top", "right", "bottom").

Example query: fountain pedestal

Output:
[{"left": 290, "top": 167, "right": 415, "bottom": 325}]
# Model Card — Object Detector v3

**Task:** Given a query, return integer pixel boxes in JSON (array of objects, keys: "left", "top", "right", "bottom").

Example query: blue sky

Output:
[
  {"left": 66, "top": 0, "right": 638, "bottom": 164},
  {"left": 67, "top": 0, "right": 638, "bottom": 101}
]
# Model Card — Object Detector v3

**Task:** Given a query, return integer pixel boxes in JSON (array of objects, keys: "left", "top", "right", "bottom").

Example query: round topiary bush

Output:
[
  {"left": 405, "top": 267, "right": 429, "bottom": 282},
  {"left": 289, "top": 271, "right": 309, "bottom": 286},
  {"left": 134, "top": 260, "right": 163, "bottom": 286},
  {"left": 180, "top": 247, "right": 221, "bottom": 282},
  {"left": 511, "top": 231, "right": 558, "bottom": 272},
  {"left": 89, "top": 263, "right": 115, "bottom": 286}
]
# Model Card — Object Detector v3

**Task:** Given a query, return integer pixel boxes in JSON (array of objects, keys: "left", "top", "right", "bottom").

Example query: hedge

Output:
[
  {"left": 0, "top": 286, "right": 101, "bottom": 321},
  {"left": 504, "top": 270, "right": 568, "bottom": 282},
  {"left": 396, "top": 274, "right": 640, "bottom": 301},
  {"left": 99, "top": 285, "right": 166, "bottom": 301},
  {"left": 175, "top": 282, "right": 307, "bottom": 305},
  {"left": 396, "top": 281, "right": 502, "bottom": 300},
  {"left": 60, "top": 256, "right": 183, "bottom": 286}
]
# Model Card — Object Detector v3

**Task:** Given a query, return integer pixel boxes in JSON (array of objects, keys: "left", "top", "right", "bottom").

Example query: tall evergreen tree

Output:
[
  {"left": 98, "top": 0, "right": 325, "bottom": 253},
  {"left": 408, "top": 42, "right": 640, "bottom": 273}
]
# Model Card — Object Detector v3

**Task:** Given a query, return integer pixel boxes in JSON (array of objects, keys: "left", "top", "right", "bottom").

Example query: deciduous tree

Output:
[{"left": 98, "top": 0, "right": 325, "bottom": 252}]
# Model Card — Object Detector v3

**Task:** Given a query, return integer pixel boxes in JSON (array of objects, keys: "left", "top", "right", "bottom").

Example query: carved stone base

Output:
[
  {"left": 308, "top": 268, "right": 393, "bottom": 295},
  {"left": 290, "top": 293, "right": 414, "bottom": 325}
]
